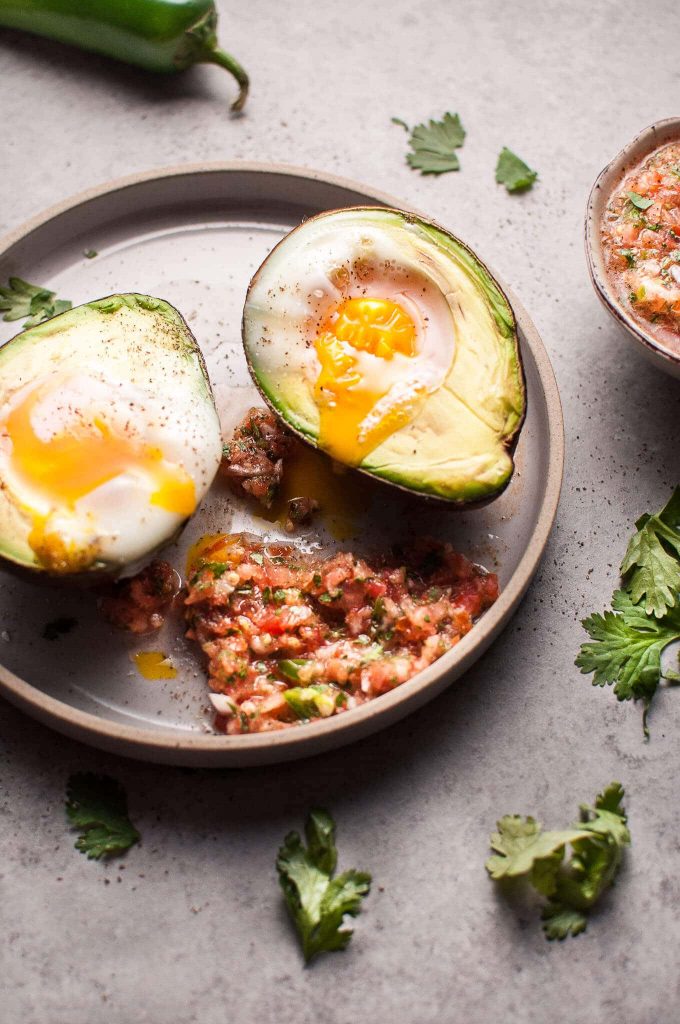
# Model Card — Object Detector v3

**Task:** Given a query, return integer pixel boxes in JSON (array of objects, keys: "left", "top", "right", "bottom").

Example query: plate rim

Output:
[{"left": 0, "top": 160, "right": 564, "bottom": 765}]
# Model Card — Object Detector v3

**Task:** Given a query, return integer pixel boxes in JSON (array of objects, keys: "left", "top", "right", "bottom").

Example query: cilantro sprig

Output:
[
  {"left": 620, "top": 487, "right": 680, "bottom": 617},
  {"left": 577, "top": 487, "right": 680, "bottom": 734},
  {"left": 66, "top": 773, "right": 140, "bottom": 860},
  {"left": 393, "top": 112, "right": 466, "bottom": 175},
  {"left": 495, "top": 147, "right": 538, "bottom": 193},
  {"left": 486, "top": 783, "right": 630, "bottom": 939},
  {"left": 0, "top": 277, "right": 72, "bottom": 329},
  {"left": 578, "top": 590, "right": 680, "bottom": 698},
  {"left": 277, "top": 809, "right": 371, "bottom": 962}
]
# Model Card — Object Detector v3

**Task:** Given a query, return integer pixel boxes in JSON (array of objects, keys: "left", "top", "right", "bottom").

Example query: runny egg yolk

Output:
[
  {"left": 186, "top": 532, "right": 240, "bottom": 577},
  {"left": 314, "top": 296, "right": 424, "bottom": 464},
  {"left": 332, "top": 297, "right": 416, "bottom": 358},
  {"left": 7, "top": 385, "right": 196, "bottom": 560},
  {"left": 134, "top": 651, "right": 177, "bottom": 680}
]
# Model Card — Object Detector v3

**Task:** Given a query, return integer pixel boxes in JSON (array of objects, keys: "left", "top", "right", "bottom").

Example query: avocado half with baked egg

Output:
[
  {"left": 242, "top": 207, "right": 526, "bottom": 505},
  {"left": 0, "top": 293, "right": 222, "bottom": 579}
]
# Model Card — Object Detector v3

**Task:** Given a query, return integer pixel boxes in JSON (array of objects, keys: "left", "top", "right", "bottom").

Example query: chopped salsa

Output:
[
  {"left": 219, "top": 407, "right": 294, "bottom": 508},
  {"left": 100, "top": 560, "right": 181, "bottom": 634},
  {"left": 601, "top": 141, "right": 680, "bottom": 352},
  {"left": 285, "top": 496, "right": 320, "bottom": 532},
  {"left": 184, "top": 532, "right": 499, "bottom": 733}
]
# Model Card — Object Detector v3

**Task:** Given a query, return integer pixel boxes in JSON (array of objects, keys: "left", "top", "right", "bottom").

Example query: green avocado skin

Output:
[
  {"left": 243, "top": 207, "right": 527, "bottom": 506},
  {"left": 0, "top": 293, "right": 217, "bottom": 576},
  {"left": 371, "top": 462, "right": 511, "bottom": 507}
]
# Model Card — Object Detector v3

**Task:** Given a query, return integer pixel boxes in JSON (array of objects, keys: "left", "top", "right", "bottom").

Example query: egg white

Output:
[
  {"left": 246, "top": 217, "right": 457, "bottom": 444},
  {"left": 0, "top": 368, "right": 222, "bottom": 573}
]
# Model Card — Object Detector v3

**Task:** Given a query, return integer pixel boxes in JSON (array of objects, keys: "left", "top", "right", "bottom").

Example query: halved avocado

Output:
[
  {"left": 0, "top": 293, "right": 222, "bottom": 579},
  {"left": 242, "top": 207, "right": 525, "bottom": 505}
]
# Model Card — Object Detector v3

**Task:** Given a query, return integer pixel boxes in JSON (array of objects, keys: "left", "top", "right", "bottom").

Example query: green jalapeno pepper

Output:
[{"left": 0, "top": 0, "right": 249, "bottom": 112}]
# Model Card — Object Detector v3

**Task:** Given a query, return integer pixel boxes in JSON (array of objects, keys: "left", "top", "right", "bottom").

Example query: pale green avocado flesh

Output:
[
  {"left": 0, "top": 293, "right": 221, "bottom": 576},
  {"left": 242, "top": 208, "right": 526, "bottom": 505}
]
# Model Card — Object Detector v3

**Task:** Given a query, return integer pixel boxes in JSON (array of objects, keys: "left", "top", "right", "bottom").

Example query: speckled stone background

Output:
[{"left": 2, "top": 2, "right": 680, "bottom": 1022}]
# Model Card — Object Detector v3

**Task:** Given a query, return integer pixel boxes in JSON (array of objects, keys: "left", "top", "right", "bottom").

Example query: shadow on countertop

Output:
[{"left": 0, "top": 27, "right": 236, "bottom": 110}]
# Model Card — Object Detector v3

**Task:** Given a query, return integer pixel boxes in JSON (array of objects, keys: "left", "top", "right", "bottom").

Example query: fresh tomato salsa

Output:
[
  {"left": 601, "top": 142, "right": 680, "bottom": 352},
  {"left": 100, "top": 560, "right": 180, "bottom": 633},
  {"left": 184, "top": 532, "right": 499, "bottom": 733}
]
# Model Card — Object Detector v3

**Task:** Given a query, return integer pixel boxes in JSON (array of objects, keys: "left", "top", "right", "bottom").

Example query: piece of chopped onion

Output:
[{"left": 209, "top": 693, "right": 236, "bottom": 715}]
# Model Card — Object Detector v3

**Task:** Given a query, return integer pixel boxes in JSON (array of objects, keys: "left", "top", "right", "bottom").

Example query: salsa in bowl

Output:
[{"left": 586, "top": 118, "right": 680, "bottom": 378}]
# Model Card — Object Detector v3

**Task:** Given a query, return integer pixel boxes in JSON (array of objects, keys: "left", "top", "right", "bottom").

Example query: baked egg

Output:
[
  {"left": 0, "top": 294, "right": 222, "bottom": 577},
  {"left": 242, "top": 207, "right": 525, "bottom": 504}
]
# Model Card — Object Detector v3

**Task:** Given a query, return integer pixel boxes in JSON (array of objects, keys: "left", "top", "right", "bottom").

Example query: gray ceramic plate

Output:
[
  {"left": 0, "top": 163, "right": 564, "bottom": 766},
  {"left": 586, "top": 117, "right": 680, "bottom": 379}
]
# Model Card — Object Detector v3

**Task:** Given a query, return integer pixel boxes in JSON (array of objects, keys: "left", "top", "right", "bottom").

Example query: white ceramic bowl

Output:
[{"left": 586, "top": 117, "right": 680, "bottom": 379}]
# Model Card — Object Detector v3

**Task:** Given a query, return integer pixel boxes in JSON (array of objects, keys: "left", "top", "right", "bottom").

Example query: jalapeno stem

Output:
[{"left": 201, "top": 46, "right": 249, "bottom": 113}]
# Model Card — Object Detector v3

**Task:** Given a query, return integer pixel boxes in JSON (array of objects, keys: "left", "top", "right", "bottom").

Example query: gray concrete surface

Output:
[{"left": 2, "top": 1, "right": 680, "bottom": 1021}]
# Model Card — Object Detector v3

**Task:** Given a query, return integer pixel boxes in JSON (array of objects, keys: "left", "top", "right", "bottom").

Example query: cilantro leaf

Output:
[
  {"left": 580, "top": 781, "right": 628, "bottom": 841},
  {"left": 487, "top": 783, "right": 630, "bottom": 940},
  {"left": 304, "top": 807, "right": 337, "bottom": 875},
  {"left": 400, "top": 112, "right": 466, "bottom": 175},
  {"left": 0, "top": 277, "right": 52, "bottom": 322},
  {"left": 576, "top": 589, "right": 680, "bottom": 734},
  {"left": 541, "top": 904, "right": 587, "bottom": 939},
  {"left": 486, "top": 816, "right": 592, "bottom": 897},
  {"left": 66, "top": 773, "right": 140, "bottom": 860},
  {"left": 620, "top": 487, "right": 680, "bottom": 617},
  {"left": 276, "top": 808, "right": 371, "bottom": 963},
  {"left": 495, "top": 148, "right": 538, "bottom": 193},
  {"left": 627, "top": 191, "right": 654, "bottom": 211},
  {"left": 311, "top": 870, "right": 372, "bottom": 952},
  {"left": 567, "top": 783, "right": 630, "bottom": 899},
  {"left": 0, "top": 277, "right": 72, "bottom": 329}
]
